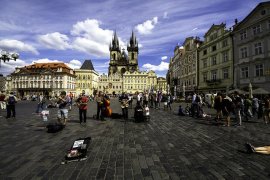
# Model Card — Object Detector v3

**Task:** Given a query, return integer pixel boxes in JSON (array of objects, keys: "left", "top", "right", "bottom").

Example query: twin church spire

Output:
[{"left": 109, "top": 31, "right": 138, "bottom": 53}]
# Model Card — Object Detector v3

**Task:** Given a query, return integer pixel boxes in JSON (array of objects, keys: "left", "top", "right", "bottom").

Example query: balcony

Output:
[{"left": 206, "top": 79, "right": 222, "bottom": 86}]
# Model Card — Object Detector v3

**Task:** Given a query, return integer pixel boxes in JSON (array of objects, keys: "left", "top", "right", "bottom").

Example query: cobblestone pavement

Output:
[{"left": 0, "top": 98, "right": 269, "bottom": 179}]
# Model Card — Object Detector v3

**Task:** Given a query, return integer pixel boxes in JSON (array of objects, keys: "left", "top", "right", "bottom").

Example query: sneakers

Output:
[{"left": 245, "top": 143, "right": 255, "bottom": 154}]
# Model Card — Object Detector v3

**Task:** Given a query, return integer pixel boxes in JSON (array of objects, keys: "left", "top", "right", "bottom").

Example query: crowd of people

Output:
[{"left": 185, "top": 91, "right": 270, "bottom": 127}]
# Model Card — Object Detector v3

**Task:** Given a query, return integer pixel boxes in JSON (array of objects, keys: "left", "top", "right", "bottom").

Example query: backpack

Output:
[
  {"left": 195, "top": 95, "right": 200, "bottom": 102},
  {"left": 8, "top": 96, "right": 16, "bottom": 105}
]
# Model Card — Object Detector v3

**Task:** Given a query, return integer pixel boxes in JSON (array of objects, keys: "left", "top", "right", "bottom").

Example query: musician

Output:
[
  {"left": 56, "top": 91, "right": 69, "bottom": 125},
  {"left": 76, "top": 90, "right": 89, "bottom": 124},
  {"left": 121, "top": 92, "right": 129, "bottom": 120},
  {"left": 96, "top": 91, "right": 105, "bottom": 120}
]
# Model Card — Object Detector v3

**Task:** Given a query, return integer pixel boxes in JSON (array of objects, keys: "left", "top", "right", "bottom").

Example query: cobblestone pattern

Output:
[{"left": 0, "top": 99, "right": 269, "bottom": 179}]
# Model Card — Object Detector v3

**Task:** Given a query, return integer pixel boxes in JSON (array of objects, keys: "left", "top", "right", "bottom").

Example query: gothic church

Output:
[{"left": 108, "top": 31, "right": 139, "bottom": 76}]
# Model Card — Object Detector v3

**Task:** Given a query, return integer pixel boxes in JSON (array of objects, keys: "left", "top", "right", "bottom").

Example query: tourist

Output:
[
  {"left": 5, "top": 92, "right": 17, "bottom": 119},
  {"left": 214, "top": 92, "right": 223, "bottom": 122},
  {"left": 0, "top": 91, "right": 6, "bottom": 110},
  {"left": 245, "top": 143, "right": 270, "bottom": 155},
  {"left": 221, "top": 94, "right": 233, "bottom": 127},
  {"left": 233, "top": 91, "right": 243, "bottom": 126},
  {"left": 252, "top": 96, "right": 259, "bottom": 118},
  {"left": 263, "top": 96, "right": 270, "bottom": 124}
]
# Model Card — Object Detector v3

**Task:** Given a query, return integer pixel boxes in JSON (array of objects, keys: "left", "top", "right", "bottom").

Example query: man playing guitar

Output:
[{"left": 76, "top": 90, "right": 89, "bottom": 125}]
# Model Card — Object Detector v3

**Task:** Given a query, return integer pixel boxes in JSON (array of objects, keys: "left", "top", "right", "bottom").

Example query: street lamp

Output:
[{"left": 0, "top": 50, "right": 19, "bottom": 67}]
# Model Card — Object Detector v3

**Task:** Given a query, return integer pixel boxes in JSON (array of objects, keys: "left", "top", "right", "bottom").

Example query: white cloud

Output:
[
  {"left": 0, "top": 39, "right": 38, "bottom": 55},
  {"left": 163, "top": 12, "right": 168, "bottom": 19},
  {"left": 31, "top": 58, "right": 82, "bottom": 69},
  {"left": 161, "top": 56, "right": 167, "bottom": 61},
  {"left": 135, "top": 17, "right": 158, "bottom": 35},
  {"left": 67, "top": 59, "right": 82, "bottom": 69},
  {"left": 71, "top": 19, "right": 125, "bottom": 57},
  {"left": 192, "top": 27, "right": 198, "bottom": 31},
  {"left": 142, "top": 61, "right": 169, "bottom": 71},
  {"left": 38, "top": 32, "right": 71, "bottom": 50},
  {"left": 0, "top": 59, "right": 28, "bottom": 75}
]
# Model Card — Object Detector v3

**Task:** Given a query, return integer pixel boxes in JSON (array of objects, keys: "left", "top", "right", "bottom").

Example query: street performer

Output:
[
  {"left": 121, "top": 92, "right": 129, "bottom": 121},
  {"left": 76, "top": 90, "right": 89, "bottom": 125}
]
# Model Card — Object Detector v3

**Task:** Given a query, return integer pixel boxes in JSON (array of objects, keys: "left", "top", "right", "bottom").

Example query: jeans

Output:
[
  {"left": 6, "top": 105, "right": 16, "bottom": 118},
  {"left": 122, "top": 107, "right": 128, "bottom": 120},
  {"left": 79, "top": 109, "right": 87, "bottom": 123}
]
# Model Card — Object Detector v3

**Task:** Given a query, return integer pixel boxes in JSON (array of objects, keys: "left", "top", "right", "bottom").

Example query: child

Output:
[{"left": 178, "top": 105, "right": 185, "bottom": 116}]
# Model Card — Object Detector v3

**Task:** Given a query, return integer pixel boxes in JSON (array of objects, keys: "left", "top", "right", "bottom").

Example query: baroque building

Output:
[
  {"left": 98, "top": 73, "right": 123, "bottom": 95},
  {"left": 74, "top": 60, "right": 99, "bottom": 96},
  {"left": 157, "top": 77, "right": 168, "bottom": 93},
  {"left": 179, "top": 37, "right": 202, "bottom": 94},
  {"left": 9, "top": 62, "right": 76, "bottom": 97},
  {"left": 198, "top": 23, "right": 233, "bottom": 93},
  {"left": 232, "top": 2, "right": 270, "bottom": 90}
]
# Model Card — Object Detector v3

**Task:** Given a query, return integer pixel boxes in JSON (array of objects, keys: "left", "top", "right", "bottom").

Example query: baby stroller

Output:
[{"left": 134, "top": 103, "right": 144, "bottom": 123}]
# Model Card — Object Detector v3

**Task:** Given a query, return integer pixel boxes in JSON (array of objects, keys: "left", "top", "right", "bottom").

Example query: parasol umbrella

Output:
[
  {"left": 253, "top": 88, "right": 270, "bottom": 95},
  {"left": 228, "top": 88, "right": 248, "bottom": 94}
]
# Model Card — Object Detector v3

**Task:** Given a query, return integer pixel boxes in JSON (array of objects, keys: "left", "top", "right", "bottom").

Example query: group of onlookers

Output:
[{"left": 188, "top": 91, "right": 270, "bottom": 126}]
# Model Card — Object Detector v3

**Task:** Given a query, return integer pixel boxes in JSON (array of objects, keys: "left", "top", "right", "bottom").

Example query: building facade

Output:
[
  {"left": 157, "top": 77, "right": 167, "bottom": 93},
  {"left": 179, "top": 37, "right": 201, "bottom": 95},
  {"left": 10, "top": 63, "right": 76, "bottom": 97},
  {"left": 232, "top": 2, "right": 270, "bottom": 90},
  {"left": 170, "top": 46, "right": 183, "bottom": 95},
  {"left": 74, "top": 60, "right": 99, "bottom": 96},
  {"left": 108, "top": 31, "right": 139, "bottom": 76},
  {"left": 123, "top": 70, "right": 157, "bottom": 94},
  {"left": 98, "top": 73, "right": 123, "bottom": 95},
  {"left": 198, "top": 23, "right": 233, "bottom": 93},
  {"left": 0, "top": 74, "right": 5, "bottom": 92}
]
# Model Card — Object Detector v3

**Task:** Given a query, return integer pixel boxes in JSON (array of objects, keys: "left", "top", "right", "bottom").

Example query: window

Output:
[
  {"left": 188, "top": 66, "right": 191, "bottom": 73},
  {"left": 223, "top": 68, "right": 229, "bottom": 79},
  {"left": 240, "top": 47, "right": 248, "bottom": 58},
  {"left": 113, "top": 54, "right": 116, "bottom": 60},
  {"left": 212, "top": 56, "right": 217, "bottom": 65},
  {"left": 132, "top": 53, "right": 134, "bottom": 59},
  {"left": 203, "top": 73, "right": 207, "bottom": 82},
  {"left": 240, "top": 31, "right": 247, "bottom": 40},
  {"left": 223, "top": 51, "right": 228, "bottom": 62},
  {"left": 255, "top": 64, "right": 263, "bottom": 77},
  {"left": 203, "top": 50, "right": 207, "bottom": 55},
  {"left": 211, "top": 70, "right": 217, "bottom": 80},
  {"left": 212, "top": 45, "right": 217, "bottom": 52},
  {"left": 222, "top": 40, "right": 228, "bottom": 47},
  {"left": 253, "top": 25, "right": 261, "bottom": 35},
  {"left": 203, "top": 59, "right": 207, "bottom": 68},
  {"left": 241, "top": 67, "right": 249, "bottom": 78},
  {"left": 254, "top": 42, "right": 263, "bottom": 55},
  {"left": 193, "top": 77, "right": 195, "bottom": 85}
]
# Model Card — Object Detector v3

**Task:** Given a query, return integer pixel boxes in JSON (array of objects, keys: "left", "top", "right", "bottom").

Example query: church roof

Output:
[{"left": 80, "top": 60, "right": 95, "bottom": 70}]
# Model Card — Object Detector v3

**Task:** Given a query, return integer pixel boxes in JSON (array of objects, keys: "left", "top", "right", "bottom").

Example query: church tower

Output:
[
  {"left": 127, "top": 31, "right": 139, "bottom": 73},
  {"left": 109, "top": 31, "right": 121, "bottom": 76}
]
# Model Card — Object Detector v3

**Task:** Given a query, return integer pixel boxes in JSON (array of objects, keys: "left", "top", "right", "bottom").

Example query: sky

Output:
[{"left": 0, "top": 0, "right": 267, "bottom": 77}]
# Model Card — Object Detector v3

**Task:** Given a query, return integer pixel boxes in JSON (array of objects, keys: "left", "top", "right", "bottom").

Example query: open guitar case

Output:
[{"left": 61, "top": 137, "right": 91, "bottom": 164}]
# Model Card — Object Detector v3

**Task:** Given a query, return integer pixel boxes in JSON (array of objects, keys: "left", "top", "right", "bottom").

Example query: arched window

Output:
[
  {"left": 113, "top": 54, "right": 116, "bottom": 60},
  {"left": 132, "top": 53, "right": 134, "bottom": 59}
]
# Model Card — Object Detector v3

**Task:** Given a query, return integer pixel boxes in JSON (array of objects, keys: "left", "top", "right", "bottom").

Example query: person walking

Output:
[
  {"left": 252, "top": 96, "right": 259, "bottom": 118},
  {"left": 35, "top": 93, "right": 45, "bottom": 114},
  {"left": 5, "top": 92, "right": 17, "bottom": 119},
  {"left": 233, "top": 91, "right": 243, "bottom": 126},
  {"left": 76, "top": 90, "right": 89, "bottom": 124},
  {"left": 214, "top": 92, "right": 223, "bottom": 122},
  {"left": 167, "top": 93, "right": 172, "bottom": 110}
]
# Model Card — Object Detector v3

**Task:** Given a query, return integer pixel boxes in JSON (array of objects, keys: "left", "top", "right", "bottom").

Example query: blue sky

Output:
[{"left": 0, "top": 0, "right": 266, "bottom": 77}]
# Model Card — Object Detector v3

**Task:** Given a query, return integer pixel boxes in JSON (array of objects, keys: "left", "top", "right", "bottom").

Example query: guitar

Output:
[{"left": 121, "top": 98, "right": 129, "bottom": 108}]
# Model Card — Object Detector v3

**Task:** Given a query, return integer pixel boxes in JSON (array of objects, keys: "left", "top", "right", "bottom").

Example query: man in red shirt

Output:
[{"left": 76, "top": 90, "right": 89, "bottom": 124}]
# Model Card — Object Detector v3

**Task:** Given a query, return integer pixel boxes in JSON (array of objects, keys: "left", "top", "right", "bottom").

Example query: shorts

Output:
[{"left": 58, "top": 109, "right": 68, "bottom": 119}]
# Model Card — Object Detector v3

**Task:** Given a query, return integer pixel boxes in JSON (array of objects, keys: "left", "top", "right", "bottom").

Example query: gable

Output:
[{"left": 234, "top": 2, "right": 270, "bottom": 31}]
